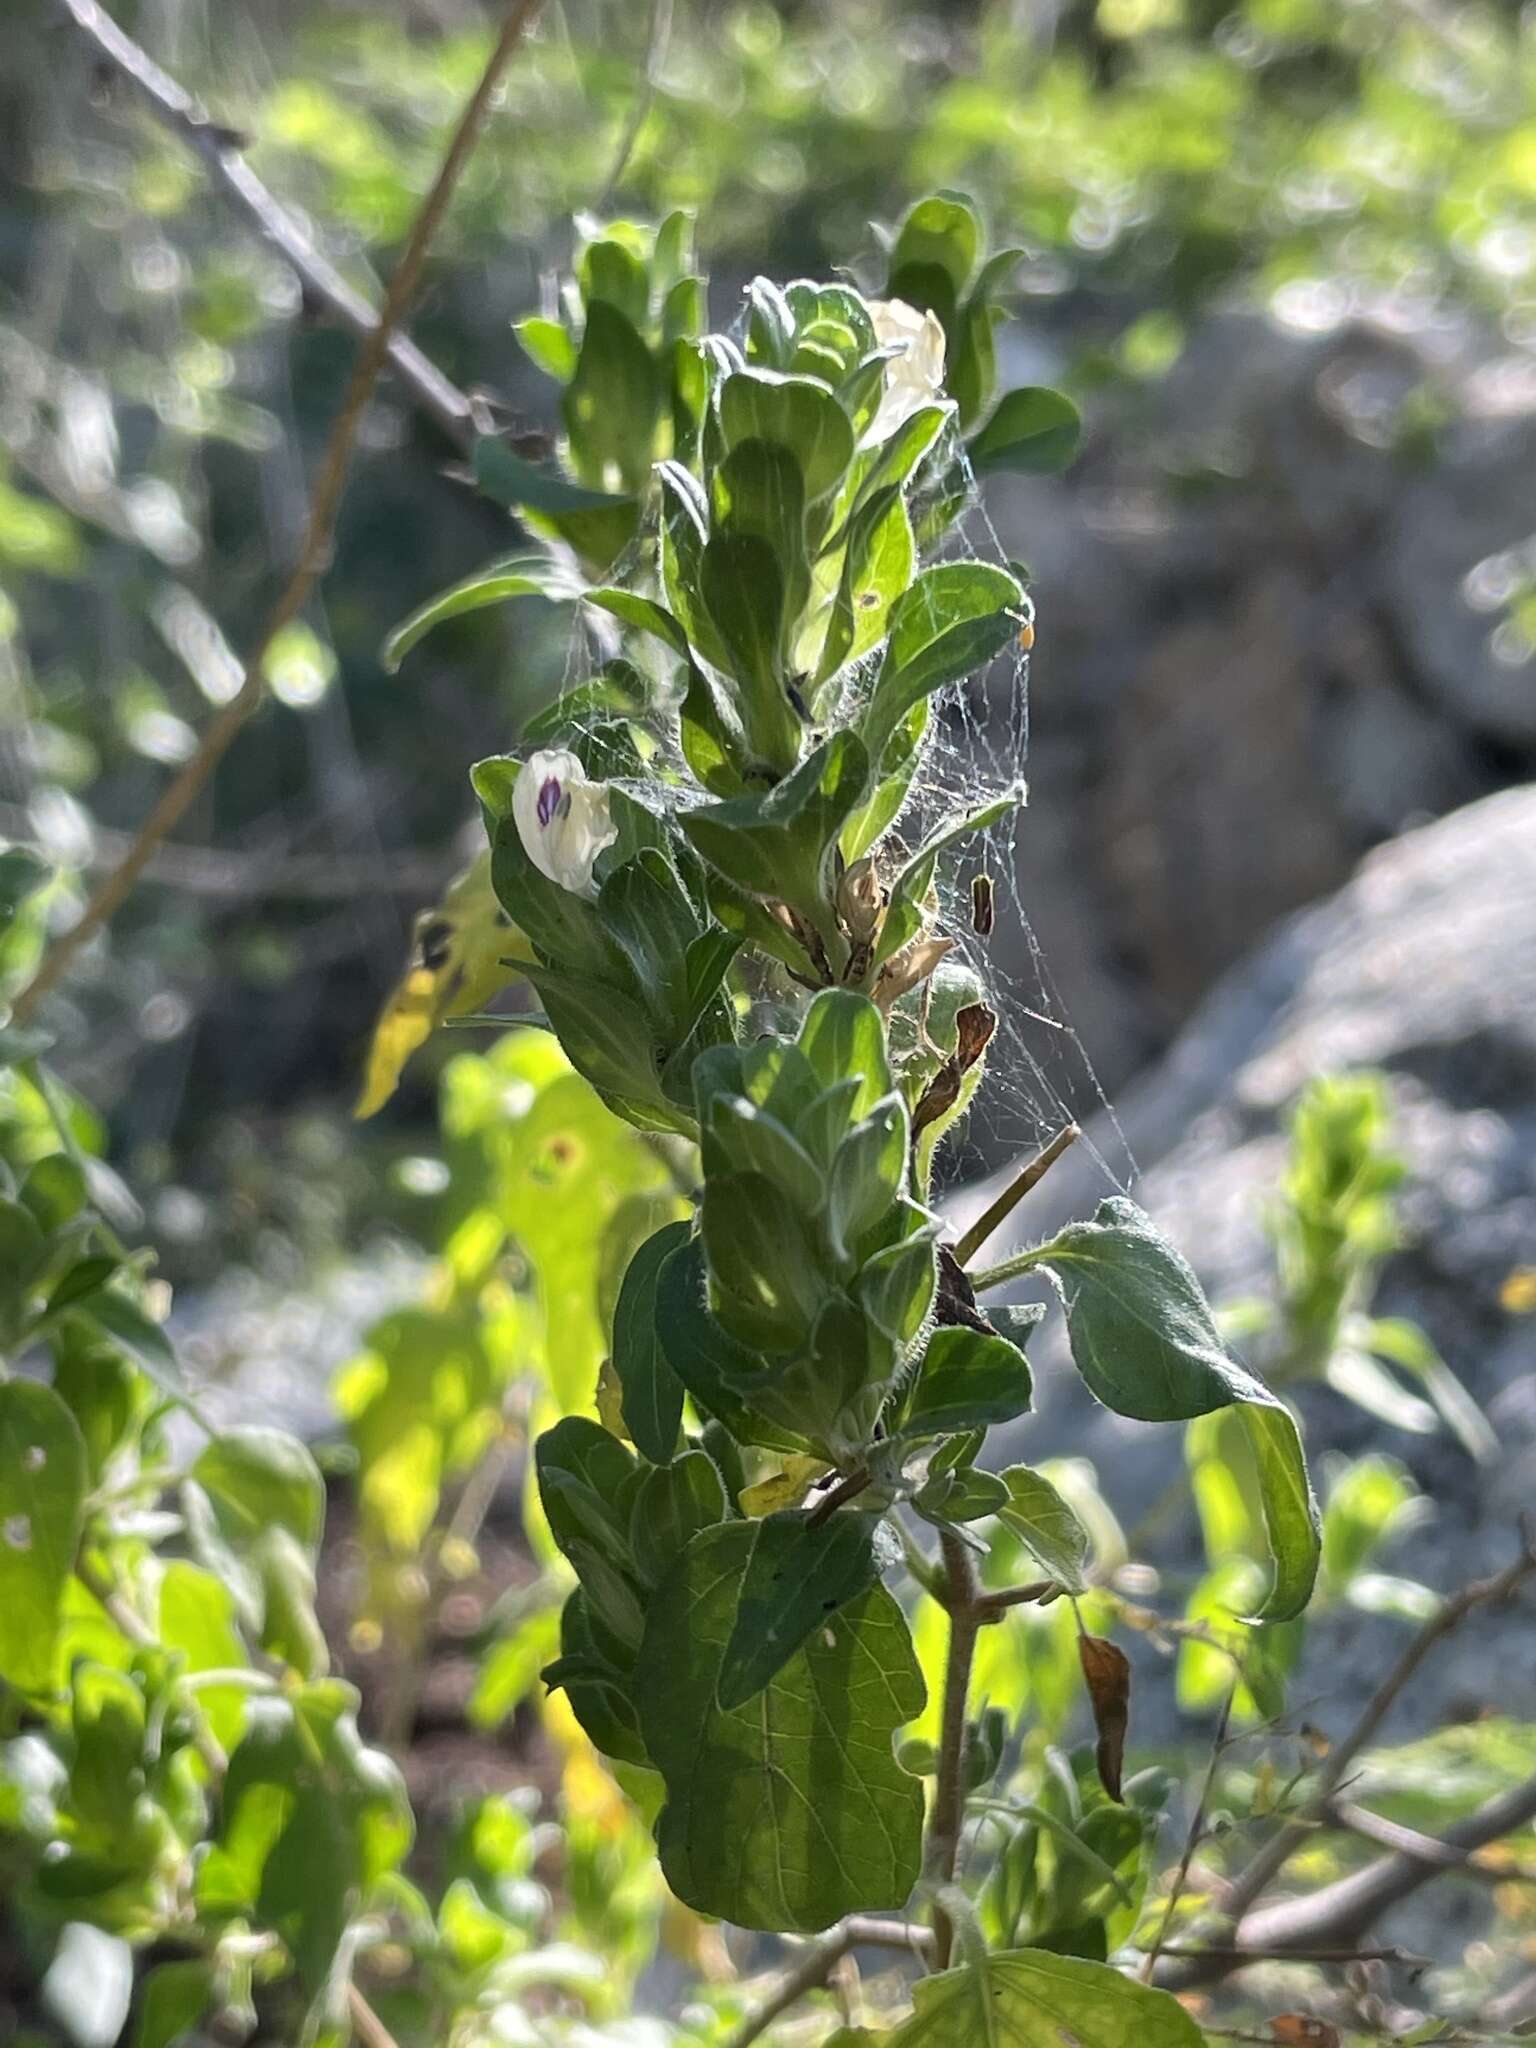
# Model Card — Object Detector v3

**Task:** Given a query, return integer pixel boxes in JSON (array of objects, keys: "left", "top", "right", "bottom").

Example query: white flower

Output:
[
  {"left": 512, "top": 748, "right": 617, "bottom": 899},
  {"left": 864, "top": 298, "right": 948, "bottom": 445}
]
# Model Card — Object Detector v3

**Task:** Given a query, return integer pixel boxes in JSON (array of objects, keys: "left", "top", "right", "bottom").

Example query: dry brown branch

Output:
[
  {"left": 953, "top": 1122, "right": 1080, "bottom": 1268},
  {"left": 14, "top": 0, "right": 543, "bottom": 1027},
  {"left": 53, "top": 0, "right": 475, "bottom": 448},
  {"left": 1140, "top": 1683, "right": 1236, "bottom": 1980},
  {"left": 724, "top": 1918, "right": 934, "bottom": 2048},
  {"left": 1155, "top": 1531, "right": 1536, "bottom": 1991},
  {"left": 1211, "top": 1534, "right": 1536, "bottom": 1937}
]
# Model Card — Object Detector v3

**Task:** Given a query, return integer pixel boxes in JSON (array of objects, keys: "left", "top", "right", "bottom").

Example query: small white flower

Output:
[
  {"left": 512, "top": 748, "right": 617, "bottom": 899},
  {"left": 864, "top": 298, "right": 948, "bottom": 445}
]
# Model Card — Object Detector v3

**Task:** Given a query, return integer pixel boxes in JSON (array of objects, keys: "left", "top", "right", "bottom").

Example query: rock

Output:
[
  {"left": 973, "top": 314, "right": 1536, "bottom": 1105},
  {"left": 956, "top": 785, "right": 1536, "bottom": 1745}
]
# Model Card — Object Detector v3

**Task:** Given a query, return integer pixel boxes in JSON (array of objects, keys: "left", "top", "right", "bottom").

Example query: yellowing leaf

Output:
[
  {"left": 354, "top": 856, "right": 534, "bottom": 1118},
  {"left": 738, "top": 1454, "right": 830, "bottom": 1516}
]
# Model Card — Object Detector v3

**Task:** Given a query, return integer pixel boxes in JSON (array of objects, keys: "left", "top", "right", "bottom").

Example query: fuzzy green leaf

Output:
[
  {"left": 0, "top": 1379, "right": 87, "bottom": 1695},
  {"left": 1043, "top": 1197, "right": 1319, "bottom": 1620},
  {"left": 836, "top": 1947, "right": 1204, "bottom": 2048},
  {"left": 611, "top": 1221, "right": 692, "bottom": 1464},
  {"left": 901, "top": 1326, "right": 1035, "bottom": 1437},
  {"left": 635, "top": 1521, "right": 924, "bottom": 1930},
  {"left": 970, "top": 386, "right": 1083, "bottom": 476}
]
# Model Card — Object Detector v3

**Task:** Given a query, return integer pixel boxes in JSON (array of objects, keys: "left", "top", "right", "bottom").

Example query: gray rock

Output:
[
  {"left": 972, "top": 314, "right": 1536, "bottom": 1106},
  {"left": 955, "top": 785, "right": 1536, "bottom": 1743}
]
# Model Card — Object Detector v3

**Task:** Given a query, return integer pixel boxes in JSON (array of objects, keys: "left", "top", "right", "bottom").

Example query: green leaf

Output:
[
  {"left": 134, "top": 1959, "right": 212, "bottom": 2048},
  {"left": 0, "top": 1380, "right": 87, "bottom": 1695},
  {"left": 718, "top": 370, "right": 856, "bottom": 501},
  {"left": 827, "top": 1095, "right": 909, "bottom": 1259},
  {"left": 714, "top": 1507, "right": 881, "bottom": 1709},
  {"left": 701, "top": 1170, "right": 827, "bottom": 1352},
  {"left": 583, "top": 587, "right": 692, "bottom": 659},
  {"left": 856, "top": 1207, "right": 938, "bottom": 1345},
  {"left": 536, "top": 1417, "right": 638, "bottom": 1569},
  {"left": 472, "top": 437, "right": 632, "bottom": 516},
  {"left": 629, "top": 1451, "right": 727, "bottom": 1587},
  {"left": 699, "top": 530, "right": 795, "bottom": 761},
  {"left": 654, "top": 1236, "right": 815, "bottom": 1454},
  {"left": 635, "top": 1520, "right": 924, "bottom": 1930},
  {"left": 75, "top": 1286, "right": 182, "bottom": 1393},
  {"left": 611, "top": 1221, "right": 691, "bottom": 1464},
  {"left": 192, "top": 1427, "right": 325, "bottom": 1554},
  {"left": 876, "top": 786, "right": 1024, "bottom": 968},
  {"left": 382, "top": 553, "right": 583, "bottom": 671},
  {"left": 891, "top": 193, "right": 982, "bottom": 299},
  {"left": 1043, "top": 1198, "right": 1319, "bottom": 1621},
  {"left": 862, "top": 562, "right": 1023, "bottom": 769},
  {"left": 707, "top": 1096, "right": 825, "bottom": 1214},
  {"left": 797, "top": 990, "right": 894, "bottom": 1121},
  {"left": 814, "top": 486, "right": 915, "bottom": 694},
  {"left": 840, "top": 1947, "right": 1204, "bottom": 2048},
  {"left": 514, "top": 314, "right": 577, "bottom": 382},
  {"left": 901, "top": 1326, "right": 1035, "bottom": 1437},
  {"left": 563, "top": 299, "right": 660, "bottom": 495},
  {"left": 0, "top": 843, "right": 51, "bottom": 924},
  {"left": 998, "top": 1466, "right": 1090, "bottom": 1592},
  {"left": 970, "top": 387, "right": 1083, "bottom": 476},
  {"left": 197, "top": 1684, "right": 411, "bottom": 1995},
  {"left": 682, "top": 731, "right": 869, "bottom": 933},
  {"left": 522, "top": 961, "right": 693, "bottom": 1136}
]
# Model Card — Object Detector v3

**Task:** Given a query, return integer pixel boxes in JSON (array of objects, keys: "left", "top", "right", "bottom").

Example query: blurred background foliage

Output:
[
  {"left": 5, "top": 2, "right": 1536, "bottom": 2041},
  {"left": 5, "top": 0, "right": 1536, "bottom": 1288}
]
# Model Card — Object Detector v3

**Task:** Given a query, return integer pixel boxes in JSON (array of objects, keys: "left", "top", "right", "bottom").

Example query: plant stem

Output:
[
  {"left": 925, "top": 1531, "right": 983, "bottom": 1969},
  {"left": 952, "top": 1124, "right": 1080, "bottom": 1268},
  {"left": 723, "top": 1919, "right": 934, "bottom": 2048},
  {"left": 967, "top": 1242, "right": 1058, "bottom": 1295}
]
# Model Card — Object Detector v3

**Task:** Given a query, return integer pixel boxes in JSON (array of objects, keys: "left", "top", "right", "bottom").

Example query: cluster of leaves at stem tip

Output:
[{"left": 377, "top": 193, "right": 1323, "bottom": 1963}]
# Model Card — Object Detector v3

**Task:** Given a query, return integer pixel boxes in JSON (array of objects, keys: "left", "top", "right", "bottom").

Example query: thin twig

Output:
[
  {"left": 0, "top": 803, "right": 452, "bottom": 903},
  {"left": 1201, "top": 1767, "right": 1536, "bottom": 1975},
  {"left": 724, "top": 1919, "right": 933, "bottom": 2048},
  {"left": 926, "top": 1532, "right": 983, "bottom": 1970},
  {"left": 1207, "top": 1532, "right": 1536, "bottom": 1941},
  {"left": 806, "top": 1467, "right": 871, "bottom": 1528},
  {"left": 593, "top": 0, "right": 674, "bottom": 210},
  {"left": 975, "top": 1578, "right": 1057, "bottom": 1617},
  {"left": 14, "top": 0, "right": 542, "bottom": 1026},
  {"left": 1329, "top": 1798, "right": 1481, "bottom": 1870},
  {"left": 1141, "top": 1682, "right": 1236, "bottom": 1981},
  {"left": 1152, "top": 1942, "right": 1428, "bottom": 1967},
  {"left": 53, "top": 0, "right": 475, "bottom": 448},
  {"left": 347, "top": 1984, "right": 403, "bottom": 2048},
  {"left": 952, "top": 1123, "right": 1080, "bottom": 1268}
]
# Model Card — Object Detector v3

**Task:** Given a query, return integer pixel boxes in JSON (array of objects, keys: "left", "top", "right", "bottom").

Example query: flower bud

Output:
[
  {"left": 836, "top": 856, "right": 883, "bottom": 946},
  {"left": 511, "top": 748, "right": 617, "bottom": 899}
]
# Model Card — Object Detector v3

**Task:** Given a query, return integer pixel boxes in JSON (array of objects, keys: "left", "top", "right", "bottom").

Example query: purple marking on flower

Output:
[{"left": 536, "top": 776, "right": 563, "bottom": 828}]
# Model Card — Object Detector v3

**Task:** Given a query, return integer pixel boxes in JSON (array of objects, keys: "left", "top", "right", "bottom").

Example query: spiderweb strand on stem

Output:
[{"left": 12, "top": 0, "right": 545, "bottom": 1027}]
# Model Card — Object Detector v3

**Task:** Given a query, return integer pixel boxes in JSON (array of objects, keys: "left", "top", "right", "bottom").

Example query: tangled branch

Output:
[
  {"left": 52, "top": 0, "right": 476, "bottom": 449},
  {"left": 14, "top": 0, "right": 543, "bottom": 1026}
]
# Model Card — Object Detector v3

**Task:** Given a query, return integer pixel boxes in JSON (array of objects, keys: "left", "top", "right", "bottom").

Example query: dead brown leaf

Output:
[{"left": 1078, "top": 1632, "right": 1131, "bottom": 1803}]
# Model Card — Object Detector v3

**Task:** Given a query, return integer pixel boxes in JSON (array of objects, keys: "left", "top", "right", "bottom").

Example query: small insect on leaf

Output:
[
  {"left": 1078, "top": 1631, "right": 1130, "bottom": 1803},
  {"left": 971, "top": 872, "right": 994, "bottom": 937}
]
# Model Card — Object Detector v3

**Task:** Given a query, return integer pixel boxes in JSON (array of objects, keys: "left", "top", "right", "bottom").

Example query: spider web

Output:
[{"left": 546, "top": 418, "right": 1134, "bottom": 1204}]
